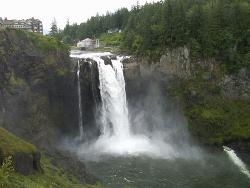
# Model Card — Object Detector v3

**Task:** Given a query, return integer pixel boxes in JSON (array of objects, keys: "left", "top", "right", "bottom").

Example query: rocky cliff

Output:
[
  {"left": 122, "top": 46, "right": 250, "bottom": 145},
  {"left": 0, "top": 29, "right": 79, "bottom": 148},
  {"left": 0, "top": 29, "right": 98, "bottom": 186}
]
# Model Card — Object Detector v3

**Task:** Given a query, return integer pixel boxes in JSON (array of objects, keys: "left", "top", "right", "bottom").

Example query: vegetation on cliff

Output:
[
  {"left": 122, "top": 0, "right": 250, "bottom": 73},
  {"left": 0, "top": 29, "right": 99, "bottom": 186},
  {"left": 0, "top": 28, "right": 78, "bottom": 147},
  {"left": 0, "top": 156, "right": 101, "bottom": 188},
  {"left": 56, "top": 8, "right": 129, "bottom": 45},
  {"left": 170, "top": 76, "right": 250, "bottom": 145}
]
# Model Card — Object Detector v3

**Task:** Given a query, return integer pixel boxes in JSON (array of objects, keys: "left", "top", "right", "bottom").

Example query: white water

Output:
[
  {"left": 223, "top": 146, "right": 250, "bottom": 179},
  {"left": 96, "top": 56, "right": 130, "bottom": 138},
  {"left": 71, "top": 52, "right": 201, "bottom": 159},
  {"left": 78, "top": 55, "right": 184, "bottom": 158},
  {"left": 77, "top": 60, "right": 84, "bottom": 139}
]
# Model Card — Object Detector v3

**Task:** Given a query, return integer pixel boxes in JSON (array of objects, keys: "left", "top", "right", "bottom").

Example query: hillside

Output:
[
  {"left": 0, "top": 29, "right": 99, "bottom": 187},
  {"left": 0, "top": 127, "right": 100, "bottom": 188}
]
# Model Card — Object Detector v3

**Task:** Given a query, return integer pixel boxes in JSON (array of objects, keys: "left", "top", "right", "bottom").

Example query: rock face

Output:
[
  {"left": 220, "top": 68, "right": 250, "bottom": 99},
  {"left": 13, "top": 152, "right": 42, "bottom": 175},
  {"left": 135, "top": 46, "right": 191, "bottom": 81},
  {"left": 121, "top": 46, "right": 250, "bottom": 145},
  {"left": 123, "top": 46, "right": 250, "bottom": 100},
  {"left": 156, "top": 47, "right": 191, "bottom": 79},
  {"left": 77, "top": 59, "right": 101, "bottom": 140},
  {"left": 0, "top": 127, "right": 42, "bottom": 176},
  {"left": 122, "top": 57, "right": 142, "bottom": 99},
  {"left": 0, "top": 29, "right": 79, "bottom": 149}
]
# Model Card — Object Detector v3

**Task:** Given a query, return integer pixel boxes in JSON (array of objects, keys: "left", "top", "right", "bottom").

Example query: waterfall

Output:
[
  {"left": 223, "top": 146, "right": 250, "bottom": 179},
  {"left": 74, "top": 52, "right": 201, "bottom": 159},
  {"left": 95, "top": 57, "right": 130, "bottom": 139},
  {"left": 88, "top": 56, "right": 165, "bottom": 156},
  {"left": 77, "top": 60, "right": 84, "bottom": 139}
]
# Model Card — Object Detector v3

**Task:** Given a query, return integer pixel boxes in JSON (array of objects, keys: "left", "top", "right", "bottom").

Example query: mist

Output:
[{"left": 62, "top": 54, "right": 202, "bottom": 161}]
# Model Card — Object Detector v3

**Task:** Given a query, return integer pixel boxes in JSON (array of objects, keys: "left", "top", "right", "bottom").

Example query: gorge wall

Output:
[
  {"left": 122, "top": 47, "right": 250, "bottom": 146},
  {"left": 0, "top": 29, "right": 99, "bottom": 185},
  {"left": 0, "top": 29, "right": 79, "bottom": 149}
]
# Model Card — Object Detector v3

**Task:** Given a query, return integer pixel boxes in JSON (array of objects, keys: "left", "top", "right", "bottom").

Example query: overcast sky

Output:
[{"left": 2, "top": 0, "right": 159, "bottom": 33}]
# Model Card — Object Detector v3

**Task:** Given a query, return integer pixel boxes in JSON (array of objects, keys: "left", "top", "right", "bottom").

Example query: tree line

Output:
[
  {"left": 52, "top": 0, "right": 250, "bottom": 73},
  {"left": 50, "top": 8, "right": 129, "bottom": 45}
]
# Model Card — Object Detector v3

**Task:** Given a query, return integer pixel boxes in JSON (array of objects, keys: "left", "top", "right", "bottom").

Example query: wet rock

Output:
[
  {"left": 12, "top": 152, "right": 42, "bottom": 175},
  {"left": 109, "top": 55, "right": 117, "bottom": 60},
  {"left": 101, "top": 56, "right": 112, "bottom": 66},
  {"left": 123, "top": 60, "right": 140, "bottom": 81},
  {"left": 79, "top": 59, "right": 101, "bottom": 140}
]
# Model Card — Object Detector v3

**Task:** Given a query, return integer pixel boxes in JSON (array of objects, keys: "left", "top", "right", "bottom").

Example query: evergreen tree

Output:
[{"left": 49, "top": 18, "right": 58, "bottom": 37}]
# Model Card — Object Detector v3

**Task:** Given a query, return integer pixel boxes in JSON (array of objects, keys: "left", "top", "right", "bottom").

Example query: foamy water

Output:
[
  {"left": 223, "top": 146, "right": 250, "bottom": 179},
  {"left": 71, "top": 52, "right": 200, "bottom": 159}
]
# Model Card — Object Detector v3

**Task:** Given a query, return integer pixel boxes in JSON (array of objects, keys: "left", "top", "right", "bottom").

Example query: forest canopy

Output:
[{"left": 57, "top": 0, "right": 250, "bottom": 73}]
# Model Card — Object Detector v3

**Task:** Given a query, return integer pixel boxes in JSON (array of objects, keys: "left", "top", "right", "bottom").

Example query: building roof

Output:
[{"left": 82, "top": 38, "right": 93, "bottom": 42}]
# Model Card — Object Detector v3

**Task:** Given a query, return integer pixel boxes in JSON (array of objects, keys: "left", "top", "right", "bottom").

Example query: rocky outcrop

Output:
[
  {"left": 123, "top": 46, "right": 250, "bottom": 100},
  {"left": 0, "top": 29, "right": 79, "bottom": 149},
  {"left": 122, "top": 46, "right": 250, "bottom": 145},
  {"left": 220, "top": 68, "right": 250, "bottom": 99},
  {"left": 135, "top": 46, "right": 191, "bottom": 81},
  {"left": 0, "top": 127, "right": 42, "bottom": 176},
  {"left": 155, "top": 47, "right": 191, "bottom": 79},
  {"left": 77, "top": 59, "right": 101, "bottom": 140},
  {"left": 12, "top": 152, "right": 42, "bottom": 175},
  {"left": 122, "top": 57, "right": 141, "bottom": 81}
]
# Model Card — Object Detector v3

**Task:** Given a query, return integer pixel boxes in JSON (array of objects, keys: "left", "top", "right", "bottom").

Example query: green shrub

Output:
[{"left": 0, "top": 156, "right": 14, "bottom": 188}]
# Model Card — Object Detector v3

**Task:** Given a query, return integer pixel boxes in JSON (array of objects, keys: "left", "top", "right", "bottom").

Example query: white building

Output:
[
  {"left": 77, "top": 38, "right": 100, "bottom": 49},
  {"left": 107, "top": 28, "right": 122, "bottom": 34},
  {"left": 0, "top": 17, "right": 43, "bottom": 34}
]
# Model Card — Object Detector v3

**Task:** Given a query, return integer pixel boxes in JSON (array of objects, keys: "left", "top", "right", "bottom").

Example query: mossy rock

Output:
[{"left": 0, "top": 127, "right": 37, "bottom": 157}]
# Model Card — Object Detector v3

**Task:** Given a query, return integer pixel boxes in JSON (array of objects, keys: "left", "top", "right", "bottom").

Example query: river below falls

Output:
[{"left": 84, "top": 149, "right": 250, "bottom": 188}]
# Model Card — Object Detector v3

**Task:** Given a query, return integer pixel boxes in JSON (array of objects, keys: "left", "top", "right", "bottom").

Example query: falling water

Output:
[
  {"left": 84, "top": 56, "right": 175, "bottom": 157},
  {"left": 96, "top": 56, "right": 130, "bottom": 138},
  {"left": 72, "top": 52, "right": 200, "bottom": 159},
  {"left": 223, "top": 146, "right": 250, "bottom": 179},
  {"left": 77, "top": 60, "right": 84, "bottom": 139}
]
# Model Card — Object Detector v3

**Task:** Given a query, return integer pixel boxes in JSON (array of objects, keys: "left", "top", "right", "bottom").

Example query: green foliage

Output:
[
  {"left": 58, "top": 0, "right": 250, "bottom": 72},
  {"left": 57, "top": 8, "right": 129, "bottom": 45},
  {"left": 170, "top": 79, "right": 250, "bottom": 145},
  {"left": 99, "top": 32, "right": 122, "bottom": 47},
  {"left": 4, "top": 155, "right": 101, "bottom": 188},
  {"left": 122, "top": 0, "right": 250, "bottom": 72},
  {"left": 49, "top": 18, "right": 59, "bottom": 37},
  {"left": 9, "top": 72, "right": 25, "bottom": 87},
  {"left": 0, "top": 156, "right": 14, "bottom": 188},
  {"left": 0, "top": 129, "right": 101, "bottom": 187},
  {"left": 26, "top": 32, "right": 68, "bottom": 54},
  {"left": 0, "top": 128, "right": 37, "bottom": 156}
]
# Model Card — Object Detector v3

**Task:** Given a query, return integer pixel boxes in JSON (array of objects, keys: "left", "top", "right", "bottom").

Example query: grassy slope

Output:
[
  {"left": 96, "top": 32, "right": 122, "bottom": 53},
  {"left": 99, "top": 32, "right": 122, "bottom": 47},
  {"left": 6, "top": 155, "right": 101, "bottom": 188},
  {"left": 0, "top": 127, "right": 101, "bottom": 188},
  {"left": 0, "top": 127, "right": 37, "bottom": 156}
]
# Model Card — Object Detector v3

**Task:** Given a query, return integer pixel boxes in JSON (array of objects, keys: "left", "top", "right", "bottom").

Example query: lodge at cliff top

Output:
[{"left": 0, "top": 17, "right": 43, "bottom": 34}]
